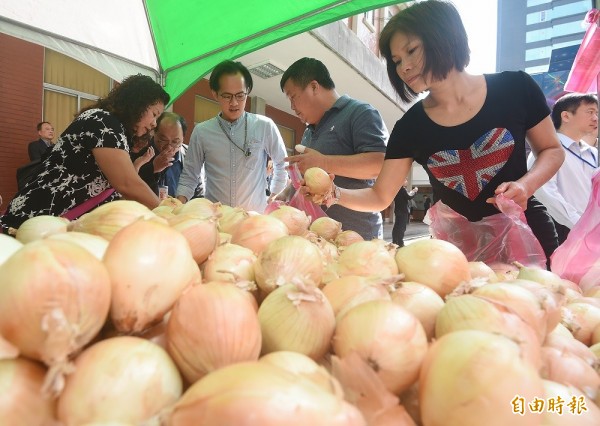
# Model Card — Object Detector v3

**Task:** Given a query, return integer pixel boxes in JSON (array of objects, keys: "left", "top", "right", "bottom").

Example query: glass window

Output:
[
  {"left": 525, "top": 64, "right": 549, "bottom": 74},
  {"left": 554, "top": 1, "right": 592, "bottom": 17},
  {"left": 276, "top": 125, "right": 295, "bottom": 154},
  {"left": 526, "top": 21, "right": 584, "bottom": 43},
  {"left": 526, "top": 46, "right": 552, "bottom": 61},
  {"left": 527, "top": 10, "right": 552, "bottom": 25},
  {"left": 194, "top": 95, "right": 221, "bottom": 125}
]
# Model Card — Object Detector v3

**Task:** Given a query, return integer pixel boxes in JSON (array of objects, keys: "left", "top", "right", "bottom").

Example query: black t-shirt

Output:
[{"left": 385, "top": 71, "right": 550, "bottom": 221}]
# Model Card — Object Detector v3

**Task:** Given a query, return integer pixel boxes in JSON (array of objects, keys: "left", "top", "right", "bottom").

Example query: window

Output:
[
  {"left": 527, "top": 0, "right": 551, "bottom": 7},
  {"left": 526, "top": 46, "right": 552, "bottom": 61},
  {"left": 276, "top": 125, "right": 295, "bottom": 154},
  {"left": 363, "top": 9, "right": 375, "bottom": 32},
  {"left": 43, "top": 49, "right": 109, "bottom": 137},
  {"left": 194, "top": 95, "right": 221, "bottom": 125}
]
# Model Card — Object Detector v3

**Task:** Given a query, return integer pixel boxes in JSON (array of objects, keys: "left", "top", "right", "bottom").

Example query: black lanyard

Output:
[
  {"left": 218, "top": 113, "right": 250, "bottom": 157},
  {"left": 561, "top": 142, "right": 598, "bottom": 168}
]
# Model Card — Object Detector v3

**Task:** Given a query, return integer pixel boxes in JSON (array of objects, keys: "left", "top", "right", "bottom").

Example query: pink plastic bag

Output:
[
  {"left": 551, "top": 170, "right": 600, "bottom": 291},
  {"left": 265, "top": 164, "right": 327, "bottom": 221},
  {"left": 428, "top": 194, "right": 546, "bottom": 268}
]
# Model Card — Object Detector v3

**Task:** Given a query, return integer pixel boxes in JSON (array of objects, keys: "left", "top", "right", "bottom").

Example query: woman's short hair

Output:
[
  {"left": 279, "top": 57, "right": 335, "bottom": 91},
  {"left": 209, "top": 60, "right": 254, "bottom": 94},
  {"left": 379, "top": 0, "right": 470, "bottom": 103}
]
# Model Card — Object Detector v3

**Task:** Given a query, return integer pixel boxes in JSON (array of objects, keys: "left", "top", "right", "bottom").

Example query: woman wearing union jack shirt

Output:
[{"left": 306, "top": 0, "right": 565, "bottom": 265}]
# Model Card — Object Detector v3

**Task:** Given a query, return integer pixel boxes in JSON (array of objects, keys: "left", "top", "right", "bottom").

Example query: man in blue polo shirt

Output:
[{"left": 280, "top": 57, "right": 388, "bottom": 240}]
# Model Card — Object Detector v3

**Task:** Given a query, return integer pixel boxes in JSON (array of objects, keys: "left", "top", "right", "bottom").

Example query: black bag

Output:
[{"left": 16, "top": 159, "right": 44, "bottom": 191}]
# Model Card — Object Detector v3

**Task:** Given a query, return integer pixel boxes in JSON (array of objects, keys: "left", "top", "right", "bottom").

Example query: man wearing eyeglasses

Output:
[
  {"left": 137, "top": 112, "right": 203, "bottom": 199},
  {"left": 176, "top": 60, "right": 288, "bottom": 212}
]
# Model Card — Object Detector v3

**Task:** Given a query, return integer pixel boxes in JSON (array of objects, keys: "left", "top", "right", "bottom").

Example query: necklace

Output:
[{"left": 217, "top": 113, "right": 250, "bottom": 157}]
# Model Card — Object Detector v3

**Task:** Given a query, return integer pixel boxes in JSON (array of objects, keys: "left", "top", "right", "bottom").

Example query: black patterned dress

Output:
[{"left": 1, "top": 109, "right": 128, "bottom": 230}]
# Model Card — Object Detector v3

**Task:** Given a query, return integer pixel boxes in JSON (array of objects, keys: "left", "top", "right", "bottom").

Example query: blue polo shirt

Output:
[{"left": 301, "top": 95, "right": 388, "bottom": 239}]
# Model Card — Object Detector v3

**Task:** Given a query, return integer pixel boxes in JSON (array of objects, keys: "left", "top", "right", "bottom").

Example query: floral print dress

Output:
[{"left": 1, "top": 109, "right": 128, "bottom": 230}]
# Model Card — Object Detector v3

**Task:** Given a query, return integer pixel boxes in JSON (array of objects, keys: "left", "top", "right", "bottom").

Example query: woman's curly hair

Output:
[{"left": 81, "top": 74, "right": 170, "bottom": 139}]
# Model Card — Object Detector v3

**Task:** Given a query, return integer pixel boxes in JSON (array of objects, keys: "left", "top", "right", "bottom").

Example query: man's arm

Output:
[
  {"left": 286, "top": 149, "right": 385, "bottom": 179},
  {"left": 28, "top": 141, "right": 43, "bottom": 161},
  {"left": 176, "top": 125, "right": 204, "bottom": 203}
]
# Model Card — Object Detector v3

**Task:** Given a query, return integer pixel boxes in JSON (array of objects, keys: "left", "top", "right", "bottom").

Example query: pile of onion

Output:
[
  {"left": 391, "top": 281, "right": 445, "bottom": 341},
  {"left": 322, "top": 275, "right": 392, "bottom": 320},
  {"left": 168, "top": 213, "right": 219, "bottom": 264},
  {"left": 173, "top": 197, "right": 219, "bottom": 219},
  {"left": 309, "top": 217, "right": 342, "bottom": 241},
  {"left": 336, "top": 240, "right": 399, "bottom": 279},
  {"left": 202, "top": 243, "right": 257, "bottom": 283},
  {"left": 0, "top": 234, "right": 23, "bottom": 266},
  {"left": 269, "top": 205, "right": 311, "bottom": 236},
  {"left": 166, "top": 282, "right": 261, "bottom": 384},
  {"left": 14, "top": 215, "right": 69, "bottom": 243},
  {"left": 103, "top": 218, "right": 201, "bottom": 333},
  {"left": 0, "top": 239, "right": 112, "bottom": 396}
]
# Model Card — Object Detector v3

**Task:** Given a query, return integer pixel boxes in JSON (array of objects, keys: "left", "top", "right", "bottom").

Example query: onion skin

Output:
[
  {"left": 167, "top": 214, "right": 219, "bottom": 265},
  {"left": 57, "top": 336, "right": 182, "bottom": 425},
  {"left": 231, "top": 215, "right": 289, "bottom": 255},
  {"left": 258, "top": 284, "right": 335, "bottom": 361},
  {"left": 419, "top": 330, "right": 544, "bottom": 426},
  {"left": 166, "top": 283, "right": 262, "bottom": 384},
  {"left": 304, "top": 167, "right": 333, "bottom": 203},
  {"left": 542, "top": 380, "right": 600, "bottom": 425},
  {"left": 103, "top": 219, "right": 201, "bottom": 334},
  {"left": 0, "top": 239, "right": 111, "bottom": 393},
  {"left": 322, "top": 275, "right": 391, "bottom": 321},
  {"left": 539, "top": 346, "right": 600, "bottom": 400},
  {"left": 336, "top": 241, "right": 399, "bottom": 279},
  {"left": 333, "top": 300, "right": 428, "bottom": 395},
  {"left": 202, "top": 243, "right": 257, "bottom": 283},
  {"left": 0, "top": 358, "right": 57, "bottom": 425},
  {"left": 309, "top": 217, "right": 342, "bottom": 241},
  {"left": 254, "top": 235, "right": 324, "bottom": 294},
  {"left": 15, "top": 215, "right": 69, "bottom": 244},
  {"left": 394, "top": 239, "right": 471, "bottom": 297},
  {"left": 0, "top": 234, "right": 23, "bottom": 266},
  {"left": 167, "top": 361, "right": 366, "bottom": 426},
  {"left": 390, "top": 281, "right": 445, "bottom": 341}
]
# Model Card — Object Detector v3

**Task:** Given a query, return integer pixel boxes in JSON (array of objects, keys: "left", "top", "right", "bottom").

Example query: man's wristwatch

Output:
[{"left": 324, "top": 185, "right": 341, "bottom": 208}]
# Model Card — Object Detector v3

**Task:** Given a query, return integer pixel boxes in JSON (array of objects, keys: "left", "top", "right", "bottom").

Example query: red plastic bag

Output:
[
  {"left": 551, "top": 170, "right": 600, "bottom": 291},
  {"left": 428, "top": 194, "right": 546, "bottom": 268},
  {"left": 264, "top": 164, "right": 327, "bottom": 221}
]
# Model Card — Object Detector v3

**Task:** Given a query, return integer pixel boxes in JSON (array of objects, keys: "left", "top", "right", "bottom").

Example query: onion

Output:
[
  {"left": 539, "top": 346, "right": 600, "bottom": 400},
  {"left": 590, "top": 342, "right": 600, "bottom": 358},
  {"left": 153, "top": 205, "right": 176, "bottom": 219},
  {"left": 47, "top": 231, "right": 109, "bottom": 260},
  {"left": 231, "top": 214, "right": 289, "bottom": 254},
  {"left": 472, "top": 282, "right": 548, "bottom": 342},
  {"left": 258, "top": 283, "right": 335, "bottom": 360},
  {"left": 584, "top": 287, "right": 600, "bottom": 298},
  {"left": 435, "top": 294, "right": 542, "bottom": 368},
  {"left": 0, "top": 239, "right": 111, "bottom": 396},
  {"left": 103, "top": 218, "right": 201, "bottom": 334},
  {"left": 509, "top": 278, "right": 566, "bottom": 333},
  {"left": 69, "top": 200, "right": 156, "bottom": 240},
  {"left": 488, "top": 261, "right": 520, "bottom": 281},
  {"left": 0, "top": 357, "right": 57, "bottom": 425},
  {"left": 468, "top": 261, "right": 498, "bottom": 282},
  {"left": 517, "top": 265, "right": 564, "bottom": 289},
  {"left": 269, "top": 205, "right": 311, "bottom": 235},
  {"left": 57, "top": 336, "right": 182, "bottom": 425},
  {"left": 167, "top": 214, "right": 219, "bottom": 264},
  {"left": 334, "top": 230, "right": 364, "bottom": 248},
  {"left": 202, "top": 243, "right": 257, "bottom": 283},
  {"left": 561, "top": 302, "right": 600, "bottom": 346},
  {"left": 259, "top": 351, "right": 341, "bottom": 395},
  {"left": 419, "top": 330, "right": 544, "bottom": 426},
  {"left": 166, "top": 282, "right": 261, "bottom": 384},
  {"left": 254, "top": 236, "right": 324, "bottom": 294},
  {"left": 322, "top": 275, "right": 392, "bottom": 320},
  {"left": 333, "top": 300, "right": 428, "bottom": 395},
  {"left": 173, "top": 197, "right": 219, "bottom": 219},
  {"left": 390, "top": 281, "right": 445, "bottom": 341},
  {"left": 158, "top": 196, "right": 182, "bottom": 209},
  {"left": 309, "top": 216, "right": 342, "bottom": 241},
  {"left": 395, "top": 239, "right": 471, "bottom": 297},
  {"left": 217, "top": 207, "right": 249, "bottom": 235},
  {"left": 337, "top": 240, "right": 399, "bottom": 279},
  {"left": 544, "top": 328, "right": 598, "bottom": 367},
  {"left": 15, "top": 215, "right": 69, "bottom": 243},
  {"left": 304, "top": 167, "right": 333, "bottom": 203},
  {"left": 166, "top": 361, "right": 366, "bottom": 426},
  {"left": 307, "top": 233, "right": 339, "bottom": 263},
  {"left": 0, "top": 234, "right": 22, "bottom": 266},
  {"left": 542, "top": 380, "right": 600, "bottom": 425}
]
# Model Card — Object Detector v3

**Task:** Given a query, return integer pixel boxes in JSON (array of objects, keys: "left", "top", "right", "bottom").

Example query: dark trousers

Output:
[
  {"left": 392, "top": 211, "right": 410, "bottom": 247},
  {"left": 524, "top": 197, "right": 559, "bottom": 269},
  {"left": 552, "top": 219, "right": 570, "bottom": 245}
]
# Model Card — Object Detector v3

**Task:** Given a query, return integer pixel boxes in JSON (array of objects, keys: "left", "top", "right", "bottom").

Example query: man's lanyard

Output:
[{"left": 561, "top": 142, "right": 598, "bottom": 168}]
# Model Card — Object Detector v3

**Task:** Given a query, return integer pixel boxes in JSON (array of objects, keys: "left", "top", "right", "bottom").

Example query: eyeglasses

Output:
[
  {"left": 219, "top": 91, "right": 248, "bottom": 103},
  {"left": 157, "top": 138, "right": 183, "bottom": 149}
]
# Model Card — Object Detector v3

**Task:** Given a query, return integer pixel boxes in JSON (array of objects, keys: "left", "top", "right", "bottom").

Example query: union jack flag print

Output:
[{"left": 427, "top": 128, "right": 515, "bottom": 200}]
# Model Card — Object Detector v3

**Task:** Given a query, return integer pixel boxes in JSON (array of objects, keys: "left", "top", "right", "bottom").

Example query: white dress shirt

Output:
[
  {"left": 527, "top": 133, "right": 597, "bottom": 228},
  {"left": 177, "top": 112, "right": 288, "bottom": 213}
]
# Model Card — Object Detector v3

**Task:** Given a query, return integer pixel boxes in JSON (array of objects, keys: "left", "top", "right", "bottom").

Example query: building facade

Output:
[{"left": 496, "top": 0, "right": 593, "bottom": 73}]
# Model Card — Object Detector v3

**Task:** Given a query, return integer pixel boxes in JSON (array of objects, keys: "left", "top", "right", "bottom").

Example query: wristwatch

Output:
[{"left": 324, "top": 184, "right": 341, "bottom": 208}]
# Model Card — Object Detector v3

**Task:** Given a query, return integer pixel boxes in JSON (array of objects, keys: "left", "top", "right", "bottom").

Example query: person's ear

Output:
[{"left": 211, "top": 90, "right": 219, "bottom": 102}]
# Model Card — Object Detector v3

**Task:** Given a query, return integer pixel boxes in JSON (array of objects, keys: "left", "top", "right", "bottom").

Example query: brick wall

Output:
[{"left": 0, "top": 34, "right": 44, "bottom": 209}]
